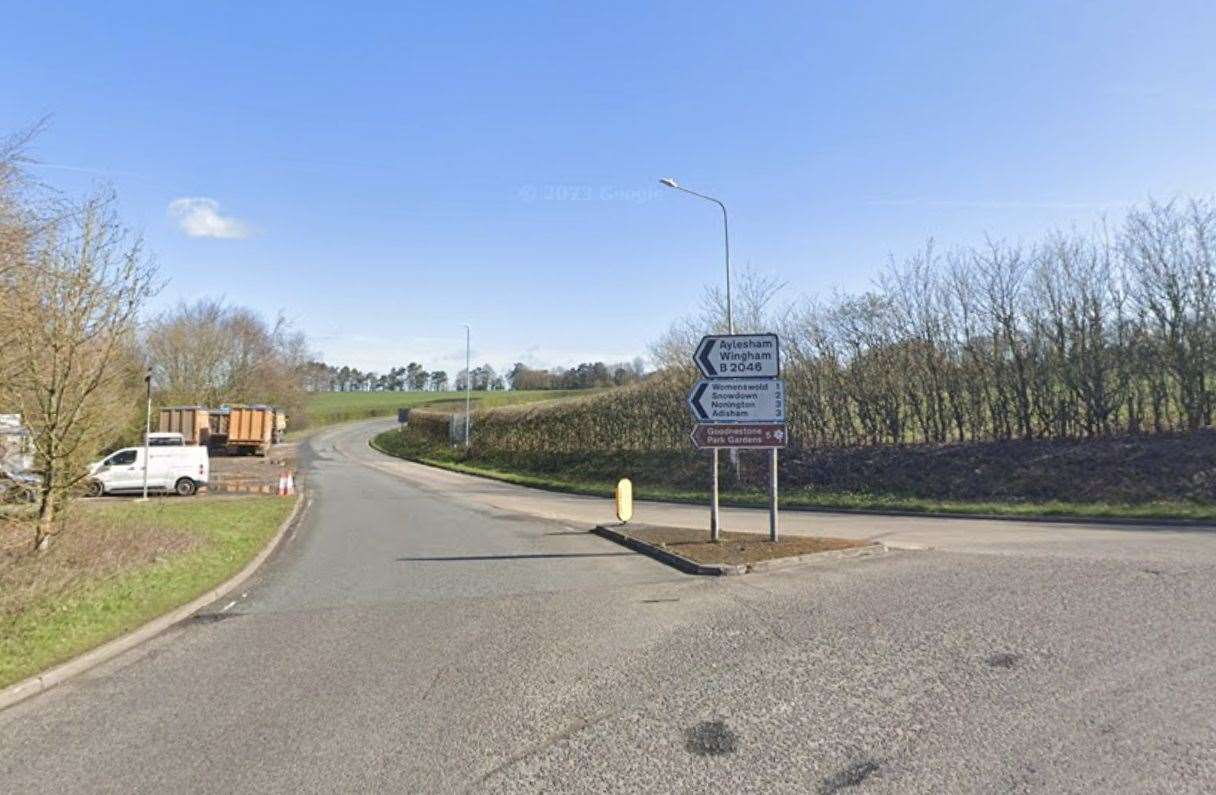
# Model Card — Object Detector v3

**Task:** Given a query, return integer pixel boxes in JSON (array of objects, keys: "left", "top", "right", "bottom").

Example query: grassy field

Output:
[
  {"left": 372, "top": 429, "right": 1216, "bottom": 523},
  {"left": 0, "top": 496, "right": 294, "bottom": 690},
  {"left": 302, "top": 389, "right": 600, "bottom": 429}
]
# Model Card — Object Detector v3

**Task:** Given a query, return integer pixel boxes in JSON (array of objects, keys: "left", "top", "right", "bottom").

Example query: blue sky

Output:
[{"left": 4, "top": 1, "right": 1215, "bottom": 375}]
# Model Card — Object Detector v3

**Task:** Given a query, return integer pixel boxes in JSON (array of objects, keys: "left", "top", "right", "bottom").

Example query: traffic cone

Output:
[
  {"left": 285, "top": 471, "right": 295, "bottom": 496},
  {"left": 277, "top": 471, "right": 287, "bottom": 496}
]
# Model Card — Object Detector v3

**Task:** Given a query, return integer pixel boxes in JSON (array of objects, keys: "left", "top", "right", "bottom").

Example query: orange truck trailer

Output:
[
  {"left": 161, "top": 404, "right": 286, "bottom": 456},
  {"left": 221, "top": 405, "right": 282, "bottom": 456},
  {"left": 157, "top": 406, "right": 211, "bottom": 446}
]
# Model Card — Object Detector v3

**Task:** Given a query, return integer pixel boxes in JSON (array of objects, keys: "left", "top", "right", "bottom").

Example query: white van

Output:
[{"left": 86, "top": 445, "right": 209, "bottom": 497}]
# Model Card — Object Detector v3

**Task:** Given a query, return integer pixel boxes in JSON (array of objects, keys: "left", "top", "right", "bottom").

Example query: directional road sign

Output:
[
  {"left": 687, "top": 379, "right": 785, "bottom": 423},
  {"left": 690, "top": 423, "right": 787, "bottom": 449},
  {"left": 694, "top": 333, "right": 780, "bottom": 379}
]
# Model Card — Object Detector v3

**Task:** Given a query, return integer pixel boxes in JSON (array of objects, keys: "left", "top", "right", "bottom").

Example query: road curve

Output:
[
  {"left": 2, "top": 419, "right": 1214, "bottom": 792},
  {"left": 355, "top": 417, "right": 1216, "bottom": 564}
]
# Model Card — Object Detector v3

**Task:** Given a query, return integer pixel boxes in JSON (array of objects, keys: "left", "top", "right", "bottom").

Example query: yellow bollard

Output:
[{"left": 615, "top": 478, "right": 633, "bottom": 524}]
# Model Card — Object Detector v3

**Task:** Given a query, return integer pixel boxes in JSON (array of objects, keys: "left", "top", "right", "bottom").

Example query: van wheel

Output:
[
  {"left": 174, "top": 478, "right": 197, "bottom": 496},
  {"left": 85, "top": 479, "right": 104, "bottom": 498}
]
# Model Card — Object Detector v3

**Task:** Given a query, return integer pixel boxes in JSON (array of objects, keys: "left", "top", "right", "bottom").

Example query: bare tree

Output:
[
  {"left": 145, "top": 299, "right": 313, "bottom": 421},
  {"left": 0, "top": 125, "right": 45, "bottom": 393},
  {"left": 654, "top": 198, "right": 1216, "bottom": 452},
  {"left": 1124, "top": 199, "right": 1216, "bottom": 429},
  {"left": 6, "top": 193, "right": 157, "bottom": 550},
  {"left": 650, "top": 266, "right": 787, "bottom": 369}
]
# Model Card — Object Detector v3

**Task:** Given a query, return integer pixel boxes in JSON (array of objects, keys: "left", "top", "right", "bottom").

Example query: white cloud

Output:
[{"left": 167, "top": 197, "right": 251, "bottom": 239}]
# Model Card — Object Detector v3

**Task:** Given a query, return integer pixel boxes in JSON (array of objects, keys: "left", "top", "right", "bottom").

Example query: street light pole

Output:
[
  {"left": 463, "top": 324, "right": 471, "bottom": 448},
  {"left": 139, "top": 367, "right": 152, "bottom": 501},
  {"left": 660, "top": 177, "right": 735, "bottom": 541},
  {"left": 658, "top": 178, "right": 732, "bottom": 333}
]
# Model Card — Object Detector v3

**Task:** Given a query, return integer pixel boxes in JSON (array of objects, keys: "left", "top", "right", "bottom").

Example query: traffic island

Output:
[{"left": 593, "top": 523, "right": 883, "bottom": 576}]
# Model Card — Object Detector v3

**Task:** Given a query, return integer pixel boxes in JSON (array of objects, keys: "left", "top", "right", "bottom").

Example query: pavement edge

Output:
[
  {"left": 592, "top": 523, "right": 886, "bottom": 576},
  {"left": 0, "top": 491, "right": 311, "bottom": 713}
]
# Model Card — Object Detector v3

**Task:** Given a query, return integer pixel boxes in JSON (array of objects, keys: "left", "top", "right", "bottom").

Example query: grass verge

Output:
[
  {"left": 0, "top": 496, "right": 295, "bottom": 690},
  {"left": 298, "top": 389, "right": 601, "bottom": 434},
  {"left": 371, "top": 430, "right": 1216, "bottom": 523}
]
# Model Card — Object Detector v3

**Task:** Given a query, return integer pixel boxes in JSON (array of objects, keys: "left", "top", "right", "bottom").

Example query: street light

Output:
[
  {"left": 658, "top": 177, "right": 733, "bottom": 333},
  {"left": 139, "top": 367, "right": 152, "bottom": 502},
  {"left": 462, "top": 324, "right": 471, "bottom": 448},
  {"left": 660, "top": 177, "right": 736, "bottom": 540}
]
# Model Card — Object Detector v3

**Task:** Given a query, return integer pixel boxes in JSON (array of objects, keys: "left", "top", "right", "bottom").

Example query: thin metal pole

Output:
[
  {"left": 769, "top": 448, "right": 779, "bottom": 542},
  {"left": 667, "top": 184, "right": 732, "bottom": 333},
  {"left": 714, "top": 199, "right": 741, "bottom": 480},
  {"left": 463, "top": 324, "right": 471, "bottom": 448},
  {"left": 140, "top": 368, "right": 151, "bottom": 501},
  {"left": 720, "top": 201, "right": 732, "bottom": 334},
  {"left": 661, "top": 179, "right": 734, "bottom": 541},
  {"left": 716, "top": 199, "right": 733, "bottom": 535}
]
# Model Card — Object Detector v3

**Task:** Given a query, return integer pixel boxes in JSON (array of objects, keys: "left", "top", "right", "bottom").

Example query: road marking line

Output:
[{"left": 220, "top": 600, "right": 237, "bottom": 612}]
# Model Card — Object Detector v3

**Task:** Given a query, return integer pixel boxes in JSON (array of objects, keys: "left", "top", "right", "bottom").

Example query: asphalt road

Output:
[{"left": 2, "top": 420, "right": 1215, "bottom": 792}]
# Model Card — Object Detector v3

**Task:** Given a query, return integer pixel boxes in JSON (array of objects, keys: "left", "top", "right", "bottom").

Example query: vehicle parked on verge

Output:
[{"left": 85, "top": 445, "right": 209, "bottom": 497}]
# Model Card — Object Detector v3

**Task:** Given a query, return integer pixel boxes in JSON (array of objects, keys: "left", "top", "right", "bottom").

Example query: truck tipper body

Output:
[
  {"left": 157, "top": 406, "right": 211, "bottom": 445},
  {"left": 221, "top": 405, "right": 276, "bottom": 456}
]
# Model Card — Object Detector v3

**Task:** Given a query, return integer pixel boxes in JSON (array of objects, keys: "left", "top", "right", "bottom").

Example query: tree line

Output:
[
  {"left": 299, "top": 362, "right": 455, "bottom": 392},
  {"left": 655, "top": 198, "right": 1216, "bottom": 448},
  {"left": 506, "top": 359, "right": 646, "bottom": 390},
  {"left": 304, "top": 358, "right": 647, "bottom": 393}
]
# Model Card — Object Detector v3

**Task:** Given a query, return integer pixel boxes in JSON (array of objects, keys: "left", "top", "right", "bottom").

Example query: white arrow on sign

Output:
[
  {"left": 687, "top": 379, "right": 785, "bottom": 423},
  {"left": 694, "top": 333, "right": 780, "bottom": 379}
]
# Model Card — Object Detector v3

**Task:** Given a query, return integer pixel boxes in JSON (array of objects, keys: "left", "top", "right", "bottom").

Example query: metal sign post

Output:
[
  {"left": 689, "top": 334, "right": 783, "bottom": 542},
  {"left": 140, "top": 368, "right": 152, "bottom": 502},
  {"left": 769, "top": 448, "right": 779, "bottom": 542}
]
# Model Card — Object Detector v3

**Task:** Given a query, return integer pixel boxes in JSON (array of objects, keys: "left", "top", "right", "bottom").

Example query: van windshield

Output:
[{"left": 106, "top": 450, "right": 137, "bottom": 466}]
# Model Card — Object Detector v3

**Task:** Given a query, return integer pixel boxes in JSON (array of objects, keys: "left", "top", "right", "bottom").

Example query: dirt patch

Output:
[
  {"left": 819, "top": 759, "right": 881, "bottom": 793},
  {"left": 207, "top": 442, "right": 298, "bottom": 495},
  {"left": 189, "top": 611, "right": 243, "bottom": 624},
  {"left": 986, "top": 652, "right": 1021, "bottom": 669},
  {"left": 620, "top": 525, "right": 867, "bottom": 566},
  {"left": 684, "top": 719, "right": 739, "bottom": 756}
]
